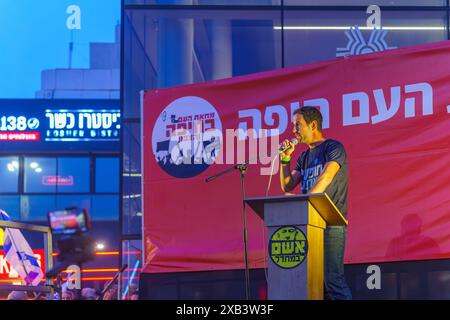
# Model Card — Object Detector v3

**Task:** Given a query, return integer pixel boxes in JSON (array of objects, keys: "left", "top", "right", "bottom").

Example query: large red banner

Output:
[{"left": 142, "top": 40, "right": 450, "bottom": 273}]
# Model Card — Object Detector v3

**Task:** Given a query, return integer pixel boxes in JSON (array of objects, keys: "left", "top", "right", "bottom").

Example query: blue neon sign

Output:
[
  {"left": 0, "top": 100, "right": 121, "bottom": 152},
  {"left": 44, "top": 109, "right": 120, "bottom": 142}
]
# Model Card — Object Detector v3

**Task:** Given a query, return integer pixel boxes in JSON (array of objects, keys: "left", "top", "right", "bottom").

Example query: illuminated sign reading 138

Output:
[{"left": 0, "top": 116, "right": 40, "bottom": 131}]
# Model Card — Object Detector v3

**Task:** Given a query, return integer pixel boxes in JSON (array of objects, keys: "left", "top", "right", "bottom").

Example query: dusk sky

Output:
[{"left": 0, "top": 0, "right": 120, "bottom": 98}]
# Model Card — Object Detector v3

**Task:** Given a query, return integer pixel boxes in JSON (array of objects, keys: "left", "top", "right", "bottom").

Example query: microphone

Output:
[{"left": 278, "top": 138, "right": 299, "bottom": 153}]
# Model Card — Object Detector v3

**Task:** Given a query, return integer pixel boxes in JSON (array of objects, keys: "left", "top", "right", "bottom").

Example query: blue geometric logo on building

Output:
[{"left": 336, "top": 26, "right": 397, "bottom": 57}]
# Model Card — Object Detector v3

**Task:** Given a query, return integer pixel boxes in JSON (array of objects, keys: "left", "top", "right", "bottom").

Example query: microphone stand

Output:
[
  {"left": 204, "top": 137, "right": 292, "bottom": 300},
  {"left": 206, "top": 161, "right": 251, "bottom": 300}
]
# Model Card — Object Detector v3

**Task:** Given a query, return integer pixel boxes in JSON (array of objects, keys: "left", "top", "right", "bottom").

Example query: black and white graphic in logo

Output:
[{"left": 152, "top": 96, "right": 222, "bottom": 178}]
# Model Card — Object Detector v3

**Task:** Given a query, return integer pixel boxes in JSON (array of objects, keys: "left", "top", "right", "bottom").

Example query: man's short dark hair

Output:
[{"left": 294, "top": 107, "right": 323, "bottom": 131}]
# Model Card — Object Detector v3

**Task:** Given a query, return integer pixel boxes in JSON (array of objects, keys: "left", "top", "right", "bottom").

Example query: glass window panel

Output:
[
  {"left": 123, "top": 11, "right": 157, "bottom": 118},
  {"left": 0, "top": 157, "right": 19, "bottom": 193},
  {"left": 17, "top": 229, "right": 46, "bottom": 250},
  {"left": 284, "top": 10, "right": 447, "bottom": 67},
  {"left": 20, "top": 195, "right": 56, "bottom": 221},
  {"left": 428, "top": 271, "right": 450, "bottom": 299},
  {"left": 285, "top": 0, "right": 445, "bottom": 5},
  {"left": 57, "top": 157, "right": 90, "bottom": 193},
  {"left": 125, "top": 0, "right": 280, "bottom": 5},
  {"left": 56, "top": 195, "right": 92, "bottom": 218},
  {"left": 123, "top": 123, "right": 142, "bottom": 234},
  {"left": 121, "top": 239, "right": 142, "bottom": 300},
  {"left": 126, "top": 0, "right": 444, "bottom": 6},
  {"left": 377, "top": 11, "right": 447, "bottom": 48},
  {"left": 54, "top": 195, "right": 93, "bottom": 237},
  {"left": 0, "top": 196, "right": 20, "bottom": 220},
  {"left": 124, "top": 8, "right": 281, "bottom": 117},
  {"left": 83, "top": 220, "right": 120, "bottom": 251},
  {"left": 122, "top": 194, "right": 142, "bottom": 235},
  {"left": 96, "top": 158, "right": 119, "bottom": 192},
  {"left": 24, "top": 157, "right": 57, "bottom": 193},
  {"left": 92, "top": 195, "right": 119, "bottom": 220},
  {"left": 123, "top": 121, "right": 141, "bottom": 180}
]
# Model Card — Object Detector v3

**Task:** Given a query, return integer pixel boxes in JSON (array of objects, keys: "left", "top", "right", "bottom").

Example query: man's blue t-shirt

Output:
[{"left": 294, "top": 139, "right": 348, "bottom": 218}]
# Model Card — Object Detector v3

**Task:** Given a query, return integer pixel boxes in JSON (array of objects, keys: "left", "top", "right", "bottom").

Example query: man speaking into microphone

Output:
[{"left": 279, "top": 106, "right": 352, "bottom": 300}]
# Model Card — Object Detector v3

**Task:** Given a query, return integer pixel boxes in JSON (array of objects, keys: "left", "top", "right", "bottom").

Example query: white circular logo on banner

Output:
[{"left": 152, "top": 96, "right": 222, "bottom": 178}]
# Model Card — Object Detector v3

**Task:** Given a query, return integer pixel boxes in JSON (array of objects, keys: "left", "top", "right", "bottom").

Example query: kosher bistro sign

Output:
[{"left": 0, "top": 100, "right": 120, "bottom": 152}]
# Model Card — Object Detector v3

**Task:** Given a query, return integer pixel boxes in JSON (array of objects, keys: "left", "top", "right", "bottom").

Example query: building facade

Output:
[{"left": 123, "top": 0, "right": 450, "bottom": 299}]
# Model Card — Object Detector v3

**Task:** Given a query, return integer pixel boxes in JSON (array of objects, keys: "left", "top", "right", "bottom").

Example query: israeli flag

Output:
[{"left": 0, "top": 210, "right": 44, "bottom": 286}]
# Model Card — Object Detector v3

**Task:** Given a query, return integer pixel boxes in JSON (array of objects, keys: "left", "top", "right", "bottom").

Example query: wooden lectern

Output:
[{"left": 245, "top": 193, "right": 347, "bottom": 300}]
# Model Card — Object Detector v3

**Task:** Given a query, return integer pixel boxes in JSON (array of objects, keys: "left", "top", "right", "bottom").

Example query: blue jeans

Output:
[{"left": 324, "top": 226, "right": 352, "bottom": 300}]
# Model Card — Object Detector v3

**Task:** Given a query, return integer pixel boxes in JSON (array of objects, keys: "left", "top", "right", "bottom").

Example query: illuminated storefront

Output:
[
  {"left": 0, "top": 99, "right": 121, "bottom": 293},
  {"left": 0, "top": 0, "right": 127, "bottom": 296}
]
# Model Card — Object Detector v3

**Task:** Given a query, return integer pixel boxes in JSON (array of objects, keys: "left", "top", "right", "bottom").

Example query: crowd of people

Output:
[{"left": 5, "top": 284, "right": 139, "bottom": 300}]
